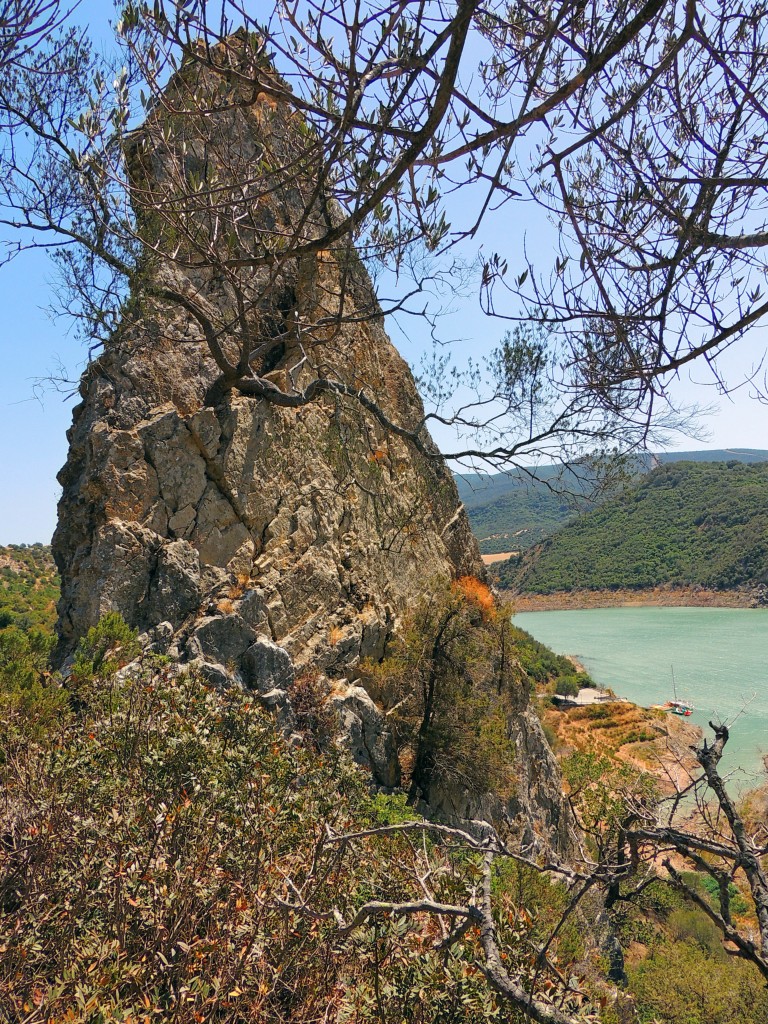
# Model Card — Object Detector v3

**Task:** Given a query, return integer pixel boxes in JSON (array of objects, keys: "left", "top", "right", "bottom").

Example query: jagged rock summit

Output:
[
  {"left": 54, "top": 39, "right": 483, "bottom": 676},
  {"left": 52, "top": 38, "right": 571, "bottom": 854}
]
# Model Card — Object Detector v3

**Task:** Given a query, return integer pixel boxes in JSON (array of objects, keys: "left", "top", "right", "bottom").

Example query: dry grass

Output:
[
  {"left": 227, "top": 572, "right": 252, "bottom": 600},
  {"left": 540, "top": 698, "right": 701, "bottom": 794},
  {"left": 328, "top": 624, "right": 345, "bottom": 646},
  {"left": 544, "top": 701, "right": 665, "bottom": 757}
]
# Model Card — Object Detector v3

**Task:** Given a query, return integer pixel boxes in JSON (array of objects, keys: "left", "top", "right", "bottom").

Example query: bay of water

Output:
[{"left": 515, "top": 607, "right": 768, "bottom": 786}]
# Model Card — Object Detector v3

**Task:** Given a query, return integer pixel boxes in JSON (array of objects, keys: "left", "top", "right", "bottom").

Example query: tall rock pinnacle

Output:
[{"left": 52, "top": 37, "right": 484, "bottom": 676}]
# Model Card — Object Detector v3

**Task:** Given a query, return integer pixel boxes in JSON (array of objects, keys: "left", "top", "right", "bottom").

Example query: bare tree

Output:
[
  {"left": 628, "top": 723, "right": 768, "bottom": 981},
  {"left": 298, "top": 723, "right": 768, "bottom": 1021},
  {"left": 267, "top": 809, "right": 605, "bottom": 1024},
  {"left": 0, "top": 1, "right": 68, "bottom": 73},
  {"left": 3, "top": 1, "right": 761, "bottom": 473}
]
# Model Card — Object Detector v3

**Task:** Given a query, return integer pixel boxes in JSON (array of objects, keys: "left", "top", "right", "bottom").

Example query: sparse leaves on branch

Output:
[{"left": 2, "top": 1, "right": 768, "bottom": 467}]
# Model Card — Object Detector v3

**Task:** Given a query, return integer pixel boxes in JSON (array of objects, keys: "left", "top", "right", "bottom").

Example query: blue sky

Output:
[{"left": 2, "top": 2, "right": 768, "bottom": 544}]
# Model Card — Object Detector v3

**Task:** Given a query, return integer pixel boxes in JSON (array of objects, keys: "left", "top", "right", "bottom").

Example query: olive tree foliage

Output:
[
  {"left": 0, "top": 0, "right": 68, "bottom": 70},
  {"left": 2, "top": 0, "right": 766, "bottom": 469}
]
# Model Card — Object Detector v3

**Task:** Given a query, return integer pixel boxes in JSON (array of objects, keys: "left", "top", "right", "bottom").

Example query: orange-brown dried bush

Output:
[{"left": 454, "top": 575, "right": 495, "bottom": 619}]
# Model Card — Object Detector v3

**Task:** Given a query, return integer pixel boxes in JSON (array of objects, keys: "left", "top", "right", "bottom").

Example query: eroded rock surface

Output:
[
  {"left": 53, "top": 39, "right": 571, "bottom": 856},
  {"left": 54, "top": 40, "right": 482, "bottom": 674},
  {"left": 54, "top": 324, "right": 481, "bottom": 673}
]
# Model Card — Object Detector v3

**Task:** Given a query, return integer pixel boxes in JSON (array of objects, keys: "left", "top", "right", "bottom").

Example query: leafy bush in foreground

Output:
[{"left": 0, "top": 638, "right": 588, "bottom": 1023}]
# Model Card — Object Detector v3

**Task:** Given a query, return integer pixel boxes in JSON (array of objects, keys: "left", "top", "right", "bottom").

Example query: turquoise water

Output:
[{"left": 515, "top": 607, "right": 768, "bottom": 786}]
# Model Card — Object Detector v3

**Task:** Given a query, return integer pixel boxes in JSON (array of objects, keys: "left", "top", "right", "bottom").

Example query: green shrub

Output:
[
  {"left": 360, "top": 579, "right": 521, "bottom": 802},
  {"left": 0, "top": 626, "right": 64, "bottom": 748},
  {"left": 629, "top": 937, "right": 768, "bottom": 1024},
  {"left": 667, "top": 908, "right": 726, "bottom": 957},
  {"left": 556, "top": 676, "right": 580, "bottom": 697},
  {"left": 0, "top": 649, "right": 580, "bottom": 1023},
  {"left": 678, "top": 870, "right": 751, "bottom": 917},
  {"left": 541, "top": 721, "right": 558, "bottom": 750},
  {"left": 70, "top": 611, "right": 141, "bottom": 685}
]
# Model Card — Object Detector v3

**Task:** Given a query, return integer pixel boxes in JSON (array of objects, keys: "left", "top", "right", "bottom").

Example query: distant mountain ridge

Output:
[
  {"left": 497, "top": 460, "right": 768, "bottom": 596},
  {"left": 456, "top": 449, "right": 768, "bottom": 555}
]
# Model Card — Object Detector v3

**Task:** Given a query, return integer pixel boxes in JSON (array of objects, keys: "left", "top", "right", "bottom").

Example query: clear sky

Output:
[{"left": 2, "top": 2, "right": 768, "bottom": 544}]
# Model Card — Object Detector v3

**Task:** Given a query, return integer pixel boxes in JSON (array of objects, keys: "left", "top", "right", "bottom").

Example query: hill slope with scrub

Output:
[
  {"left": 500, "top": 461, "right": 768, "bottom": 596},
  {"left": 0, "top": 544, "right": 59, "bottom": 634},
  {"left": 4, "top": 616, "right": 768, "bottom": 1024},
  {"left": 457, "top": 450, "right": 768, "bottom": 557}
]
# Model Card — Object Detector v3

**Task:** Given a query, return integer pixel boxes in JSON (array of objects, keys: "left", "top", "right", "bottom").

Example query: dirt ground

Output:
[{"left": 511, "top": 586, "right": 755, "bottom": 611}]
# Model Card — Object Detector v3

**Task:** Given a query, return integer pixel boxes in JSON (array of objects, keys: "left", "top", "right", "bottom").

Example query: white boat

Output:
[{"left": 667, "top": 668, "right": 694, "bottom": 715}]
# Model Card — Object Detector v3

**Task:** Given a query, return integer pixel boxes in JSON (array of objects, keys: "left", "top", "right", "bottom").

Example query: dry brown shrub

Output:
[
  {"left": 454, "top": 576, "right": 495, "bottom": 619},
  {"left": 291, "top": 672, "right": 336, "bottom": 745}
]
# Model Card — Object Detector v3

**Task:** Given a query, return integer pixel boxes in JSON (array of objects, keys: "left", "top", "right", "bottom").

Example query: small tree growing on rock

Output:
[{"left": 361, "top": 577, "right": 524, "bottom": 803}]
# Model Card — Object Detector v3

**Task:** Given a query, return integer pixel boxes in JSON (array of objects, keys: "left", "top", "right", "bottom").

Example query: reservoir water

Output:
[{"left": 514, "top": 607, "right": 768, "bottom": 787}]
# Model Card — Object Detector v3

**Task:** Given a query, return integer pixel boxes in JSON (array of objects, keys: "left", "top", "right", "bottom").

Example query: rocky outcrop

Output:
[
  {"left": 52, "top": 38, "right": 572, "bottom": 858},
  {"left": 330, "top": 683, "right": 401, "bottom": 789},
  {"left": 54, "top": 318, "right": 481, "bottom": 672},
  {"left": 421, "top": 704, "right": 573, "bottom": 857},
  {"left": 53, "top": 45, "right": 482, "bottom": 675}
]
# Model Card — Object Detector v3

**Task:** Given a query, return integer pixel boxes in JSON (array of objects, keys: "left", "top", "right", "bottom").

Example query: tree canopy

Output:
[{"left": 2, "top": 1, "right": 767, "bottom": 467}]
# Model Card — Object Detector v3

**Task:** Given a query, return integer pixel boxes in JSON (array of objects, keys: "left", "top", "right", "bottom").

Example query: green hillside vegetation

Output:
[
  {"left": 456, "top": 468, "right": 597, "bottom": 554},
  {"left": 655, "top": 447, "right": 768, "bottom": 464},
  {"left": 0, "top": 543, "right": 59, "bottom": 633},
  {"left": 456, "top": 450, "right": 768, "bottom": 556},
  {"left": 500, "top": 461, "right": 768, "bottom": 594},
  {"left": 609, "top": 873, "right": 768, "bottom": 1024},
  {"left": 456, "top": 466, "right": 575, "bottom": 509},
  {"left": 0, "top": 546, "right": 60, "bottom": 733},
  {"left": 461, "top": 484, "right": 582, "bottom": 554}
]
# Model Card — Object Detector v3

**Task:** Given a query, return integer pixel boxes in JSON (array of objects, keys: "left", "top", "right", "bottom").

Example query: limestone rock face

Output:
[
  {"left": 52, "top": 41, "right": 571, "bottom": 855},
  {"left": 420, "top": 708, "right": 573, "bottom": 857},
  {"left": 53, "top": 45, "right": 483, "bottom": 678},
  {"left": 53, "top": 315, "right": 482, "bottom": 674},
  {"left": 330, "top": 683, "right": 400, "bottom": 789}
]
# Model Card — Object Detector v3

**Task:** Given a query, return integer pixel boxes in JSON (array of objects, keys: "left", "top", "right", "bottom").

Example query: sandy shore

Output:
[{"left": 509, "top": 585, "right": 757, "bottom": 612}]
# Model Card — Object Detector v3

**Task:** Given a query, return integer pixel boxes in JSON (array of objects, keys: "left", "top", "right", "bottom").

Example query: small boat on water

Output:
[
  {"left": 666, "top": 699, "right": 694, "bottom": 717},
  {"left": 651, "top": 700, "right": 696, "bottom": 716},
  {"left": 663, "top": 668, "right": 694, "bottom": 715},
  {"left": 649, "top": 699, "right": 695, "bottom": 716}
]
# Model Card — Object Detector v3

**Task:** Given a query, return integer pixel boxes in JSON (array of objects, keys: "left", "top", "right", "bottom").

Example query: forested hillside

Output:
[
  {"left": 455, "top": 467, "right": 598, "bottom": 554},
  {"left": 499, "top": 461, "right": 768, "bottom": 594},
  {"left": 457, "top": 479, "right": 585, "bottom": 554},
  {"left": 0, "top": 544, "right": 59, "bottom": 633},
  {"left": 457, "top": 451, "right": 768, "bottom": 555}
]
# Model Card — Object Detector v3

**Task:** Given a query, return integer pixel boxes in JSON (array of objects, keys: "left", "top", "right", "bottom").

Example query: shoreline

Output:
[
  {"left": 507, "top": 585, "right": 758, "bottom": 612},
  {"left": 539, "top": 687, "right": 704, "bottom": 796}
]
